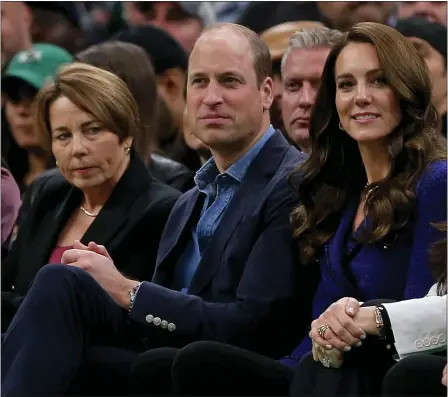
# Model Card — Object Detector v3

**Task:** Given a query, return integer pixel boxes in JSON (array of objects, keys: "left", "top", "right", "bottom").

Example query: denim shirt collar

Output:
[{"left": 194, "top": 125, "right": 276, "bottom": 190}]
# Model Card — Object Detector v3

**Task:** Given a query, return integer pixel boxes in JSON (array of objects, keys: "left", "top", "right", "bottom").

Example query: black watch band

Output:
[{"left": 375, "top": 304, "right": 398, "bottom": 355}]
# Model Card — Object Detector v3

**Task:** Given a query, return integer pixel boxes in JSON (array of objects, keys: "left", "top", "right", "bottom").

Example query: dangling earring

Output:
[
  {"left": 338, "top": 122, "right": 344, "bottom": 131},
  {"left": 125, "top": 147, "right": 131, "bottom": 155},
  {"left": 55, "top": 160, "right": 59, "bottom": 167}
]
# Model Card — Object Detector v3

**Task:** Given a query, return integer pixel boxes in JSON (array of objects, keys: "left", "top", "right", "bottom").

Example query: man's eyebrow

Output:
[{"left": 189, "top": 72, "right": 207, "bottom": 80}]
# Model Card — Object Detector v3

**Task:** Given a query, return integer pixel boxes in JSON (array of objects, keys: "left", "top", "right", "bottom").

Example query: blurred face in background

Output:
[
  {"left": 398, "top": 2, "right": 447, "bottom": 26},
  {"left": 182, "top": 106, "right": 211, "bottom": 164},
  {"left": 317, "top": 2, "right": 394, "bottom": 31},
  {"left": 282, "top": 47, "right": 331, "bottom": 152},
  {"left": 156, "top": 67, "right": 187, "bottom": 131},
  {"left": 4, "top": 81, "right": 40, "bottom": 151},
  {"left": 29, "top": 7, "right": 83, "bottom": 55},
  {"left": 125, "top": 2, "right": 202, "bottom": 52},
  {"left": 1, "top": 2, "right": 32, "bottom": 69},
  {"left": 407, "top": 37, "right": 447, "bottom": 114}
]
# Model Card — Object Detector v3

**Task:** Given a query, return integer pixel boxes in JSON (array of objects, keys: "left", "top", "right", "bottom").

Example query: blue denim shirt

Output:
[{"left": 173, "top": 126, "right": 276, "bottom": 292}]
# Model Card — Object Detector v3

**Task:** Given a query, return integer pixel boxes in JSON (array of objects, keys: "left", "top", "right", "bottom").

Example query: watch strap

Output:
[{"left": 128, "top": 282, "right": 142, "bottom": 315}]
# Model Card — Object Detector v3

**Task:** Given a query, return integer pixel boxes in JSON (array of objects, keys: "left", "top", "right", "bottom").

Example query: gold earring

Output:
[
  {"left": 56, "top": 160, "right": 59, "bottom": 167},
  {"left": 125, "top": 147, "right": 130, "bottom": 155}
]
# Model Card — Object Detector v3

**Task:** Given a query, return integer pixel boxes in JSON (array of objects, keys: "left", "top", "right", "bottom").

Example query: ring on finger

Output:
[
  {"left": 321, "top": 356, "right": 332, "bottom": 368},
  {"left": 317, "top": 323, "right": 331, "bottom": 339}
]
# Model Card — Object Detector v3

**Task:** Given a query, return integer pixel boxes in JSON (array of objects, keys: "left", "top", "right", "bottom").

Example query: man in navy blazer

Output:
[{"left": 1, "top": 24, "right": 317, "bottom": 396}]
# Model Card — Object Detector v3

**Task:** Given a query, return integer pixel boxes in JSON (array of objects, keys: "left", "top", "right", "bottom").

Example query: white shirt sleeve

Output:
[{"left": 383, "top": 285, "right": 446, "bottom": 359}]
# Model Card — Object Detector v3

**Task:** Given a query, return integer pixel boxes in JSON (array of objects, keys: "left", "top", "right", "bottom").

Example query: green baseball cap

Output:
[{"left": 2, "top": 43, "right": 73, "bottom": 91}]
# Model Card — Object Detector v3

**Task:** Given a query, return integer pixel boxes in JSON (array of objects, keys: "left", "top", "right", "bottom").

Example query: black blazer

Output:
[
  {"left": 2, "top": 153, "right": 180, "bottom": 331},
  {"left": 129, "top": 131, "right": 320, "bottom": 359}
]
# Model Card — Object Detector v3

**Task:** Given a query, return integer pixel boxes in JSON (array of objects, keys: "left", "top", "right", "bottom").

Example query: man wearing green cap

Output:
[{"left": 2, "top": 43, "right": 73, "bottom": 191}]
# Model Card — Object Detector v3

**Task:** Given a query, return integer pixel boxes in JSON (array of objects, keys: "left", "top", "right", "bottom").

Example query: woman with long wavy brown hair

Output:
[
  {"left": 288, "top": 21, "right": 446, "bottom": 362},
  {"left": 283, "top": 21, "right": 447, "bottom": 396}
]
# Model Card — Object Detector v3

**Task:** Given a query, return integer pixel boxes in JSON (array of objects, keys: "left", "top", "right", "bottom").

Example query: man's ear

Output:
[
  {"left": 156, "top": 68, "right": 186, "bottom": 104},
  {"left": 260, "top": 76, "right": 274, "bottom": 112}
]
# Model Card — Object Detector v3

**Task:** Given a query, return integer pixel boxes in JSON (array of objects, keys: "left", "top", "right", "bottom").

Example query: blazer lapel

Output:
[
  {"left": 152, "top": 189, "right": 204, "bottom": 285},
  {"left": 188, "top": 132, "right": 291, "bottom": 295},
  {"left": 80, "top": 154, "right": 152, "bottom": 248},
  {"left": 18, "top": 186, "right": 81, "bottom": 288}
]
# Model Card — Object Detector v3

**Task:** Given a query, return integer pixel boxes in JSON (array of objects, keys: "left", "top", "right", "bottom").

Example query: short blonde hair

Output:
[{"left": 34, "top": 62, "right": 140, "bottom": 150}]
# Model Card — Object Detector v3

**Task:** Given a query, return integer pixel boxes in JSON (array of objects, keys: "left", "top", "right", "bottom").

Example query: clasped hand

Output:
[
  {"left": 311, "top": 297, "right": 366, "bottom": 352},
  {"left": 310, "top": 297, "right": 368, "bottom": 367},
  {"left": 60, "top": 240, "right": 137, "bottom": 308}
]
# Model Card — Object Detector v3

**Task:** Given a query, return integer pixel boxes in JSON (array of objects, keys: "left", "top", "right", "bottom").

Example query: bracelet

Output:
[
  {"left": 374, "top": 305, "right": 387, "bottom": 339},
  {"left": 375, "top": 304, "right": 398, "bottom": 355},
  {"left": 128, "top": 282, "right": 142, "bottom": 315}
]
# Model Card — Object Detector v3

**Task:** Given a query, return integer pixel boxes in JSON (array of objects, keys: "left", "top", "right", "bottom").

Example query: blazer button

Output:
[
  {"left": 415, "top": 339, "right": 423, "bottom": 349},
  {"left": 145, "top": 315, "right": 154, "bottom": 324},
  {"left": 423, "top": 338, "right": 431, "bottom": 347},
  {"left": 430, "top": 336, "right": 438, "bottom": 345},
  {"left": 168, "top": 323, "right": 176, "bottom": 332},
  {"left": 161, "top": 320, "right": 168, "bottom": 329},
  {"left": 153, "top": 317, "right": 162, "bottom": 326}
]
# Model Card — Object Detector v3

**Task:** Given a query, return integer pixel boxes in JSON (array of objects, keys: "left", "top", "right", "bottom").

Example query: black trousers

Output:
[
  {"left": 1, "top": 264, "right": 145, "bottom": 396},
  {"left": 382, "top": 354, "right": 446, "bottom": 397},
  {"left": 131, "top": 341, "right": 294, "bottom": 396},
  {"left": 131, "top": 347, "right": 180, "bottom": 396},
  {"left": 131, "top": 300, "right": 400, "bottom": 396}
]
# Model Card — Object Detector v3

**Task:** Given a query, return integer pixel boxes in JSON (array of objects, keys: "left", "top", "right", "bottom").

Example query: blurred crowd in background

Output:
[{"left": 1, "top": 0, "right": 447, "bottom": 242}]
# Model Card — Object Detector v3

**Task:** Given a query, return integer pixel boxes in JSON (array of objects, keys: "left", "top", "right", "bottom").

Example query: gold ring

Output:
[{"left": 317, "top": 324, "right": 331, "bottom": 339}]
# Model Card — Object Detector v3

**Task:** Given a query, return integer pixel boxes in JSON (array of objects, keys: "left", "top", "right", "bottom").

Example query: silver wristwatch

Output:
[{"left": 128, "top": 282, "right": 142, "bottom": 314}]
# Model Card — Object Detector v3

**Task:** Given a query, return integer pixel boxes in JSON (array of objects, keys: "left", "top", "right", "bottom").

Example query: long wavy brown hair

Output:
[{"left": 289, "top": 22, "right": 447, "bottom": 266}]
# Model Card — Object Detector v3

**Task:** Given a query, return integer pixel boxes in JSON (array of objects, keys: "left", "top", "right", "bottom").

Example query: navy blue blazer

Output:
[{"left": 129, "top": 131, "right": 319, "bottom": 359}]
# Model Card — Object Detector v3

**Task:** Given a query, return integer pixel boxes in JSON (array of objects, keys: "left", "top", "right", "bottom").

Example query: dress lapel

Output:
[{"left": 324, "top": 198, "right": 363, "bottom": 297}]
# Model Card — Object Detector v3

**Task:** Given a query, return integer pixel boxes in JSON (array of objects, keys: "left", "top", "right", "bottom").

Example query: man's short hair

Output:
[
  {"left": 200, "top": 23, "right": 272, "bottom": 87},
  {"left": 281, "top": 27, "right": 344, "bottom": 75}
]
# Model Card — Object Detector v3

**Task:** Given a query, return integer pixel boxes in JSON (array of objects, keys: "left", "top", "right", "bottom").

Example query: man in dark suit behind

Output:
[{"left": 1, "top": 24, "right": 317, "bottom": 396}]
